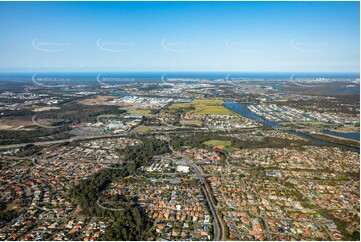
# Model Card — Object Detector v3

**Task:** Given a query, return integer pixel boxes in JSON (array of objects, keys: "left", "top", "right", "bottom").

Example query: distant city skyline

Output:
[{"left": 0, "top": 1, "right": 359, "bottom": 73}]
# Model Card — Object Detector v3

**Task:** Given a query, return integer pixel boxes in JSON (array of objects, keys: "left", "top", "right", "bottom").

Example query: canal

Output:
[{"left": 224, "top": 100, "right": 359, "bottom": 152}]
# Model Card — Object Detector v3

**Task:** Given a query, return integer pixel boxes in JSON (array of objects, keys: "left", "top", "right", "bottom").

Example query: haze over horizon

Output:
[{"left": 0, "top": 1, "right": 359, "bottom": 73}]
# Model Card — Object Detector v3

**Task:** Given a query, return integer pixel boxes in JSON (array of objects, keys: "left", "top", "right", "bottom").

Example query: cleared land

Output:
[
  {"left": 33, "top": 106, "right": 61, "bottom": 112},
  {"left": 0, "top": 119, "right": 35, "bottom": 130},
  {"left": 189, "top": 105, "right": 234, "bottom": 115},
  {"left": 180, "top": 120, "right": 203, "bottom": 126},
  {"left": 78, "top": 95, "right": 118, "bottom": 106},
  {"left": 131, "top": 126, "right": 158, "bottom": 133},
  {"left": 187, "top": 99, "right": 235, "bottom": 115}
]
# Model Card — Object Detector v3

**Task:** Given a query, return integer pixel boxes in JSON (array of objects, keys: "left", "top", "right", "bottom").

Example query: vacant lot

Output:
[
  {"left": 0, "top": 118, "right": 35, "bottom": 130},
  {"left": 33, "top": 106, "right": 61, "bottom": 112},
  {"left": 188, "top": 105, "right": 235, "bottom": 115},
  {"left": 78, "top": 95, "right": 117, "bottom": 106},
  {"left": 187, "top": 99, "right": 235, "bottom": 115},
  {"left": 180, "top": 120, "right": 203, "bottom": 127},
  {"left": 131, "top": 125, "right": 158, "bottom": 133}
]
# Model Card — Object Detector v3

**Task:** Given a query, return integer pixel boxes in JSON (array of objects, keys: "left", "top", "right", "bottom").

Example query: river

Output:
[
  {"left": 322, "top": 130, "right": 360, "bottom": 141},
  {"left": 224, "top": 100, "right": 359, "bottom": 152}
]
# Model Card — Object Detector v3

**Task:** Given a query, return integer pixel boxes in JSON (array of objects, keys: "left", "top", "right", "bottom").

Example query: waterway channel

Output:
[{"left": 224, "top": 100, "right": 359, "bottom": 152}]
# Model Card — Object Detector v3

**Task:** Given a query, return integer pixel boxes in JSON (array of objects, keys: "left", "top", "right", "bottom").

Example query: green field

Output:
[
  {"left": 131, "top": 125, "right": 157, "bottom": 133},
  {"left": 188, "top": 105, "right": 235, "bottom": 115},
  {"left": 169, "top": 99, "right": 235, "bottom": 115},
  {"left": 203, "top": 140, "right": 238, "bottom": 153},
  {"left": 168, "top": 103, "right": 193, "bottom": 109},
  {"left": 121, "top": 108, "right": 152, "bottom": 117},
  {"left": 98, "top": 114, "right": 117, "bottom": 118},
  {"left": 191, "top": 99, "right": 224, "bottom": 105},
  {"left": 186, "top": 99, "right": 235, "bottom": 115}
]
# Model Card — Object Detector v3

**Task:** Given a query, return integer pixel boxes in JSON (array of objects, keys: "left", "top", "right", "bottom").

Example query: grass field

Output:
[
  {"left": 331, "top": 126, "right": 360, "bottom": 133},
  {"left": 98, "top": 114, "right": 117, "bottom": 118},
  {"left": 168, "top": 103, "right": 193, "bottom": 109},
  {"left": 188, "top": 105, "right": 235, "bottom": 115},
  {"left": 191, "top": 99, "right": 224, "bottom": 105},
  {"left": 131, "top": 125, "right": 157, "bottom": 133},
  {"left": 203, "top": 139, "right": 238, "bottom": 153},
  {"left": 180, "top": 120, "right": 203, "bottom": 126},
  {"left": 121, "top": 108, "right": 152, "bottom": 117},
  {"left": 186, "top": 99, "right": 235, "bottom": 115},
  {"left": 169, "top": 99, "right": 234, "bottom": 115}
]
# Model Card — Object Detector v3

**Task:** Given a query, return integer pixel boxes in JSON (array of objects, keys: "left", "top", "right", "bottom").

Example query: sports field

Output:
[{"left": 203, "top": 140, "right": 238, "bottom": 153}]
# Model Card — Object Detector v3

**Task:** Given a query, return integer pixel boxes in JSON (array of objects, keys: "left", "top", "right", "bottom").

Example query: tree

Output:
[
  {"left": 127, "top": 162, "right": 137, "bottom": 174},
  {"left": 352, "top": 231, "right": 360, "bottom": 241}
]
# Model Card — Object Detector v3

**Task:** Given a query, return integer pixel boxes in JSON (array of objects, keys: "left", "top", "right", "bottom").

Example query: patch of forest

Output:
[
  {"left": 69, "top": 137, "right": 169, "bottom": 240},
  {"left": 169, "top": 131, "right": 315, "bottom": 150},
  {"left": 0, "top": 104, "right": 125, "bottom": 145}
]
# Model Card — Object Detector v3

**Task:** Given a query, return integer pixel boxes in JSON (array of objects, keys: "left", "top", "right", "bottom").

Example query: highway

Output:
[
  {"left": 0, "top": 134, "right": 130, "bottom": 150},
  {"left": 0, "top": 129, "right": 191, "bottom": 150}
]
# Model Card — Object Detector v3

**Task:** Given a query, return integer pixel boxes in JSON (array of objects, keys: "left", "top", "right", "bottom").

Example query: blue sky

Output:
[{"left": 0, "top": 1, "right": 359, "bottom": 73}]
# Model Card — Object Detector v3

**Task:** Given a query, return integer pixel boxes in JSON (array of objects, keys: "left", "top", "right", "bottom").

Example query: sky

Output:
[{"left": 0, "top": 1, "right": 359, "bottom": 73}]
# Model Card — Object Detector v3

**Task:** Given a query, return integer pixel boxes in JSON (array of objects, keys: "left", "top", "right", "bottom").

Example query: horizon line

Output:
[{"left": 0, "top": 71, "right": 360, "bottom": 74}]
